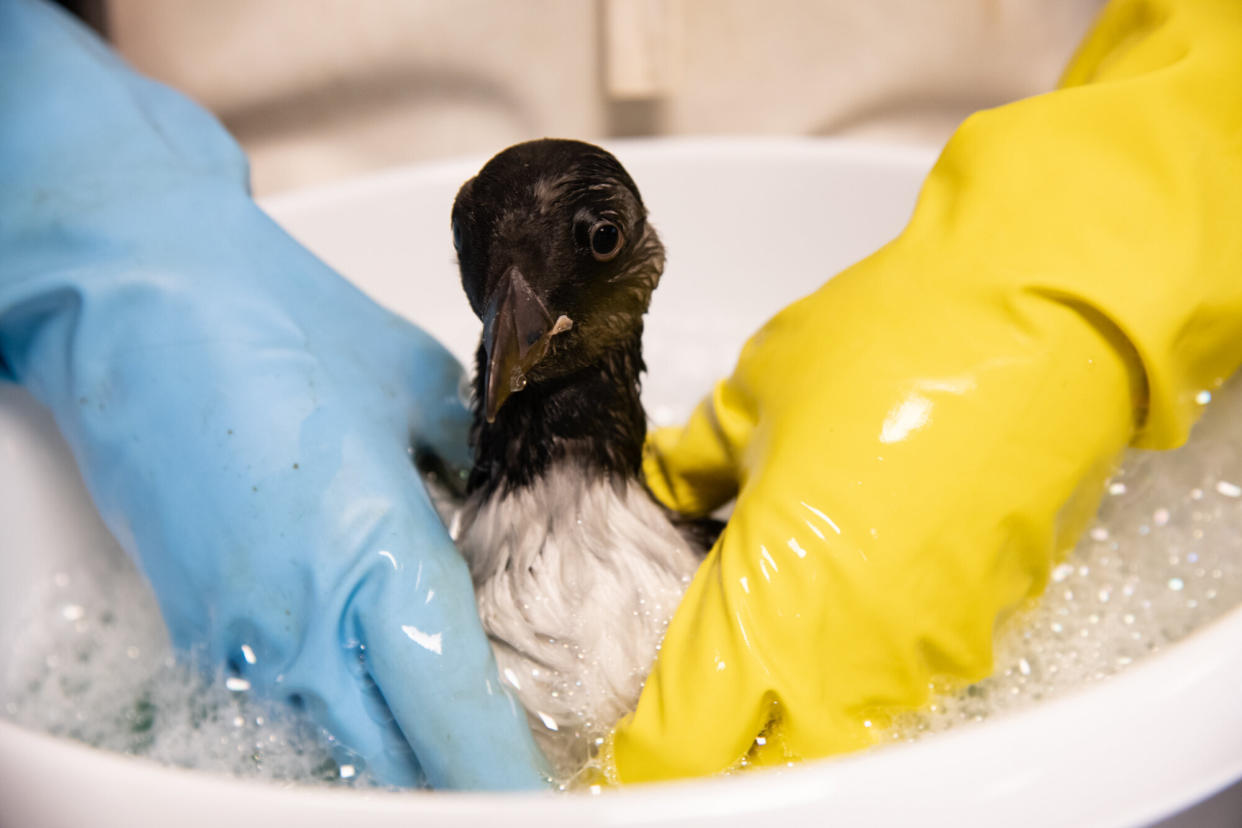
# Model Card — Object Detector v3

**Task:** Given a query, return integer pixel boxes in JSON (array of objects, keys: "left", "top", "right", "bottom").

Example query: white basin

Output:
[{"left": 2, "top": 138, "right": 1241, "bottom": 827}]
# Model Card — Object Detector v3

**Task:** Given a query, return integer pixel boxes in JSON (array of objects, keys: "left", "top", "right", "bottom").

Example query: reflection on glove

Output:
[
  {"left": 0, "top": 0, "right": 548, "bottom": 790},
  {"left": 608, "top": 0, "right": 1242, "bottom": 782}
]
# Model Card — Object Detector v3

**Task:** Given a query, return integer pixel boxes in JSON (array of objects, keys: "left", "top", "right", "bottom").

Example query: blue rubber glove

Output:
[{"left": 0, "top": 0, "right": 548, "bottom": 790}]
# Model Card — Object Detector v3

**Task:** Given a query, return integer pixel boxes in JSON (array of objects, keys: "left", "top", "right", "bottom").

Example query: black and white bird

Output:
[{"left": 448, "top": 139, "right": 714, "bottom": 778}]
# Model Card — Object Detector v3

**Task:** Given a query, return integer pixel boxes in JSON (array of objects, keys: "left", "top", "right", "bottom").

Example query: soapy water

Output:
[
  {"left": 1, "top": 546, "right": 373, "bottom": 787},
  {"left": 4, "top": 376, "right": 1242, "bottom": 787}
]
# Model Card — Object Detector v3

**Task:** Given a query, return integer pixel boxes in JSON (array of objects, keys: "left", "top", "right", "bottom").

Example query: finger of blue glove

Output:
[
  {"left": 352, "top": 496, "right": 552, "bottom": 789},
  {"left": 202, "top": 438, "right": 548, "bottom": 789}
]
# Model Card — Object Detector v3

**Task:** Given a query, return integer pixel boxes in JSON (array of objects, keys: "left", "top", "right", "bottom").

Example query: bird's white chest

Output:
[{"left": 455, "top": 463, "right": 699, "bottom": 778}]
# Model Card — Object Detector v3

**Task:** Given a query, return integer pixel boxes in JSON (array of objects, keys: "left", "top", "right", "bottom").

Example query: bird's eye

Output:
[
  {"left": 589, "top": 220, "right": 623, "bottom": 262},
  {"left": 451, "top": 220, "right": 463, "bottom": 253}
]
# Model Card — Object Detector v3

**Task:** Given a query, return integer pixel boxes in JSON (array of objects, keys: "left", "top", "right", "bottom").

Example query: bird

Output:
[{"left": 448, "top": 139, "right": 717, "bottom": 780}]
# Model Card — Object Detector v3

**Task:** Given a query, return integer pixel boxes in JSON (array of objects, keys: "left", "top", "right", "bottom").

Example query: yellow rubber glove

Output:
[{"left": 606, "top": 0, "right": 1242, "bottom": 782}]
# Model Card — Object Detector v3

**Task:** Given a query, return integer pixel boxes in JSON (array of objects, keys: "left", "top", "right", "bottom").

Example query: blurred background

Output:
[{"left": 56, "top": 0, "right": 1104, "bottom": 194}]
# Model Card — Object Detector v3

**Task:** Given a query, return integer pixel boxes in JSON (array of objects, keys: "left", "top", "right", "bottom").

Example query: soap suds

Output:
[{"left": 1, "top": 546, "right": 370, "bottom": 787}]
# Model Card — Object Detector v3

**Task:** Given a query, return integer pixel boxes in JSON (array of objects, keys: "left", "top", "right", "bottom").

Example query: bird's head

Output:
[{"left": 452, "top": 139, "right": 664, "bottom": 422}]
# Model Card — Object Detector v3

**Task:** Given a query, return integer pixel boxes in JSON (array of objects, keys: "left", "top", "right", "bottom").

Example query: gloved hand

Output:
[
  {"left": 0, "top": 0, "right": 548, "bottom": 789},
  {"left": 607, "top": 0, "right": 1242, "bottom": 782}
]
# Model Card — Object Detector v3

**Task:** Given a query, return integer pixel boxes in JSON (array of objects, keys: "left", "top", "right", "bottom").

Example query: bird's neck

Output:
[{"left": 467, "top": 332, "right": 647, "bottom": 497}]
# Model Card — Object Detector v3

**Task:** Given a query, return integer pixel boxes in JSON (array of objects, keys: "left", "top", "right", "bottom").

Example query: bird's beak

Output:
[{"left": 481, "top": 265, "right": 573, "bottom": 422}]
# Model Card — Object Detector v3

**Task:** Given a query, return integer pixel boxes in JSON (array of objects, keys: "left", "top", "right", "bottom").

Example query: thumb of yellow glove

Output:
[{"left": 607, "top": 0, "right": 1242, "bottom": 782}]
